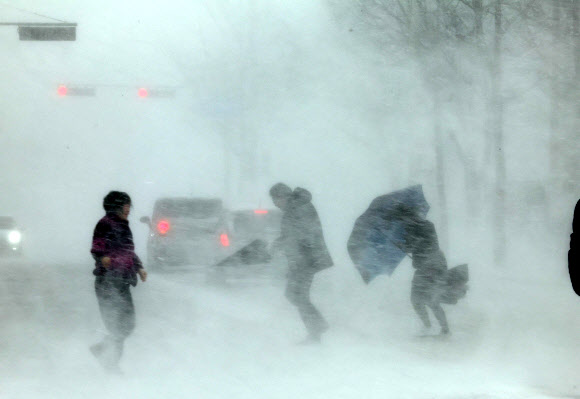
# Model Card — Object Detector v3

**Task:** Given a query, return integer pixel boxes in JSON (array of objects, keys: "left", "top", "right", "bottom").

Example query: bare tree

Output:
[
  {"left": 330, "top": 0, "right": 578, "bottom": 263},
  {"left": 509, "top": 0, "right": 580, "bottom": 204},
  {"left": 334, "top": 0, "right": 482, "bottom": 250},
  {"left": 574, "top": 0, "right": 580, "bottom": 78}
]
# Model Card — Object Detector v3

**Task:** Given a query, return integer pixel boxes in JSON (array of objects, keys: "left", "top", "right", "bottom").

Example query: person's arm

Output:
[
  {"left": 271, "top": 213, "right": 289, "bottom": 254},
  {"left": 91, "top": 219, "right": 112, "bottom": 268},
  {"left": 299, "top": 205, "right": 333, "bottom": 269},
  {"left": 415, "top": 220, "right": 440, "bottom": 254},
  {"left": 133, "top": 254, "right": 147, "bottom": 282}
]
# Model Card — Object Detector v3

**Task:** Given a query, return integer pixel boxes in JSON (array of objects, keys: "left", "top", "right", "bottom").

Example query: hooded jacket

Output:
[
  {"left": 91, "top": 212, "right": 143, "bottom": 284},
  {"left": 278, "top": 188, "right": 333, "bottom": 273},
  {"left": 569, "top": 200, "right": 579, "bottom": 296},
  {"left": 403, "top": 217, "right": 447, "bottom": 275}
]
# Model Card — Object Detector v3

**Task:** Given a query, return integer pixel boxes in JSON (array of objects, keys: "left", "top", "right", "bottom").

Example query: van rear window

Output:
[
  {"left": 154, "top": 199, "right": 222, "bottom": 219},
  {"left": 233, "top": 211, "right": 281, "bottom": 235}
]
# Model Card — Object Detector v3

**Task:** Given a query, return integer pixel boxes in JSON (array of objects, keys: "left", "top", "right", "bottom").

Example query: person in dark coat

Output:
[
  {"left": 270, "top": 183, "right": 333, "bottom": 344},
  {"left": 569, "top": 199, "right": 579, "bottom": 296},
  {"left": 396, "top": 205, "right": 450, "bottom": 335},
  {"left": 90, "top": 191, "right": 147, "bottom": 373}
]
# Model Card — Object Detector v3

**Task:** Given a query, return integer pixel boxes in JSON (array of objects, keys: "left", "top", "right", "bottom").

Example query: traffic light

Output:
[
  {"left": 53, "top": 84, "right": 177, "bottom": 98},
  {"left": 137, "top": 87, "right": 176, "bottom": 98},
  {"left": 18, "top": 24, "right": 76, "bottom": 41},
  {"left": 57, "top": 85, "right": 96, "bottom": 96}
]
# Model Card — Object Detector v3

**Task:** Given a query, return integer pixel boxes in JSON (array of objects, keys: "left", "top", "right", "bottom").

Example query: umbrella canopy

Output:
[
  {"left": 347, "top": 185, "right": 430, "bottom": 283},
  {"left": 215, "top": 239, "right": 272, "bottom": 267}
]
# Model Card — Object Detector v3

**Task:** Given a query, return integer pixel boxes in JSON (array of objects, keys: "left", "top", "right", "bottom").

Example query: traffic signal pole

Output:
[
  {"left": 0, "top": 22, "right": 77, "bottom": 41},
  {"left": 0, "top": 3, "right": 77, "bottom": 41}
]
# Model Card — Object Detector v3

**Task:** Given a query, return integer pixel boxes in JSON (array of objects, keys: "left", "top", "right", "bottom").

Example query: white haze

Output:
[{"left": 0, "top": 1, "right": 578, "bottom": 398}]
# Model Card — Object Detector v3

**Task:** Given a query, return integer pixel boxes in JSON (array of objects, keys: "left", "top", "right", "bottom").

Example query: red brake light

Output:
[
  {"left": 138, "top": 88, "right": 148, "bottom": 98},
  {"left": 254, "top": 209, "right": 268, "bottom": 214},
  {"left": 157, "top": 220, "right": 170, "bottom": 235},
  {"left": 220, "top": 233, "right": 230, "bottom": 247},
  {"left": 57, "top": 85, "right": 68, "bottom": 96}
]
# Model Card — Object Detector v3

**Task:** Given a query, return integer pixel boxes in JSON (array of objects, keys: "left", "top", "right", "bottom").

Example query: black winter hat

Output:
[
  {"left": 269, "top": 183, "right": 292, "bottom": 199},
  {"left": 103, "top": 191, "right": 131, "bottom": 213}
]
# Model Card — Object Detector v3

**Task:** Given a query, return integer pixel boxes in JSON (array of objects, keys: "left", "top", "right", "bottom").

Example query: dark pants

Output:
[
  {"left": 93, "top": 275, "right": 136, "bottom": 368},
  {"left": 285, "top": 268, "right": 328, "bottom": 338},
  {"left": 411, "top": 269, "right": 449, "bottom": 332}
]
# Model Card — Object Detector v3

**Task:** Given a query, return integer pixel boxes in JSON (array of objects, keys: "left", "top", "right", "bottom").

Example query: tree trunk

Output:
[
  {"left": 492, "top": 0, "right": 506, "bottom": 266},
  {"left": 574, "top": 0, "right": 580, "bottom": 79},
  {"left": 549, "top": 0, "right": 562, "bottom": 177},
  {"left": 473, "top": 0, "right": 484, "bottom": 40},
  {"left": 572, "top": 0, "right": 580, "bottom": 190},
  {"left": 449, "top": 133, "right": 479, "bottom": 220},
  {"left": 434, "top": 94, "right": 449, "bottom": 252}
]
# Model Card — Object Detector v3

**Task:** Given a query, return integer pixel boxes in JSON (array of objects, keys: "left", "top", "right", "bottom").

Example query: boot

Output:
[{"left": 296, "top": 334, "right": 322, "bottom": 346}]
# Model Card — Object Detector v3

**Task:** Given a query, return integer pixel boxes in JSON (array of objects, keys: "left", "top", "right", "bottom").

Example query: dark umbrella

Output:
[
  {"left": 214, "top": 239, "right": 272, "bottom": 267},
  {"left": 347, "top": 185, "right": 430, "bottom": 283}
]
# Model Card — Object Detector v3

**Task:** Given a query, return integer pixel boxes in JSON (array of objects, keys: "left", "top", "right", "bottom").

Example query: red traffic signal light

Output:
[
  {"left": 56, "top": 85, "right": 95, "bottom": 96},
  {"left": 137, "top": 87, "right": 175, "bottom": 98},
  {"left": 54, "top": 85, "right": 175, "bottom": 98}
]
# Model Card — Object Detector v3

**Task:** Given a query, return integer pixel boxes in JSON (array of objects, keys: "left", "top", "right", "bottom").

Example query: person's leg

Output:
[
  {"left": 294, "top": 272, "right": 328, "bottom": 342},
  {"left": 93, "top": 277, "right": 117, "bottom": 368},
  {"left": 116, "top": 283, "right": 136, "bottom": 339},
  {"left": 427, "top": 262, "right": 450, "bottom": 334},
  {"left": 411, "top": 294, "right": 431, "bottom": 328},
  {"left": 93, "top": 277, "right": 135, "bottom": 370},
  {"left": 284, "top": 269, "right": 300, "bottom": 307},
  {"left": 286, "top": 270, "right": 328, "bottom": 342},
  {"left": 428, "top": 302, "right": 449, "bottom": 334},
  {"left": 107, "top": 282, "right": 136, "bottom": 368},
  {"left": 411, "top": 276, "right": 431, "bottom": 329}
]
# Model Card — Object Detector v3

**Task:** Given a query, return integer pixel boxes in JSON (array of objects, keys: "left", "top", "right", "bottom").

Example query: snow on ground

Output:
[{"left": 0, "top": 257, "right": 578, "bottom": 399}]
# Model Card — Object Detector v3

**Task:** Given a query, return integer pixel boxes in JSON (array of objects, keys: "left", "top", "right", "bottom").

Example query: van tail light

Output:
[
  {"left": 254, "top": 209, "right": 268, "bottom": 214},
  {"left": 220, "top": 233, "right": 230, "bottom": 247},
  {"left": 157, "top": 220, "right": 170, "bottom": 235}
]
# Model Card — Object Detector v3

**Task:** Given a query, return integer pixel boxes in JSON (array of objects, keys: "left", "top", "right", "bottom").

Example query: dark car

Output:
[
  {"left": 0, "top": 216, "right": 23, "bottom": 256},
  {"left": 217, "top": 208, "right": 285, "bottom": 279},
  {"left": 140, "top": 198, "right": 233, "bottom": 269},
  {"left": 231, "top": 209, "right": 282, "bottom": 247}
]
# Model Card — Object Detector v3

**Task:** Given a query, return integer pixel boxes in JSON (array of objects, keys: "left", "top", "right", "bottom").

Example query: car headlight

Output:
[{"left": 8, "top": 231, "right": 22, "bottom": 244}]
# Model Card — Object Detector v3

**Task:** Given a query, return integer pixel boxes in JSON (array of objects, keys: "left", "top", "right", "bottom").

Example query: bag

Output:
[{"left": 438, "top": 264, "right": 469, "bottom": 305}]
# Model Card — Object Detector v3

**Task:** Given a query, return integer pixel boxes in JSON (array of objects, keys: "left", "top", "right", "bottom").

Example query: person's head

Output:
[
  {"left": 269, "top": 183, "right": 292, "bottom": 210},
  {"left": 103, "top": 191, "right": 132, "bottom": 220}
]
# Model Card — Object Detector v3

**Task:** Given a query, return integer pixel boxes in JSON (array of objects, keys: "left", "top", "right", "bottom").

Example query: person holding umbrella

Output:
[
  {"left": 269, "top": 183, "right": 334, "bottom": 344},
  {"left": 395, "top": 205, "right": 450, "bottom": 336},
  {"left": 348, "top": 186, "right": 465, "bottom": 337},
  {"left": 90, "top": 191, "right": 147, "bottom": 373}
]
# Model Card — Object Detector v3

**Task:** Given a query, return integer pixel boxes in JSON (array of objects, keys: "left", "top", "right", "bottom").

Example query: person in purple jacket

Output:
[{"left": 90, "top": 191, "right": 147, "bottom": 373}]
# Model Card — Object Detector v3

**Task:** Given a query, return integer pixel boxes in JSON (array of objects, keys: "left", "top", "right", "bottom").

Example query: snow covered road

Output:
[{"left": 0, "top": 259, "right": 578, "bottom": 399}]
